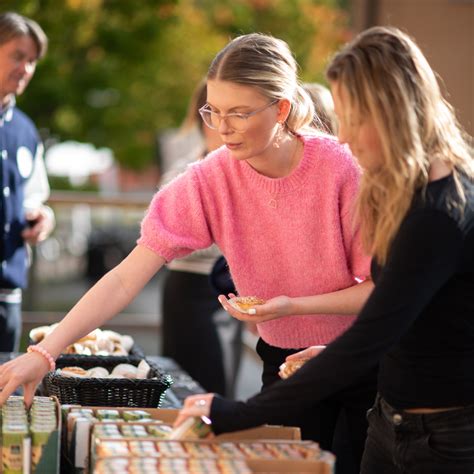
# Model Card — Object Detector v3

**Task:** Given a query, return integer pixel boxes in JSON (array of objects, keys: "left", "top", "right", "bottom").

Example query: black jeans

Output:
[
  {"left": 362, "top": 395, "right": 474, "bottom": 474},
  {"left": 256, "top": 338, "right": 377, "bottom": 474},
  {"left": 0, "top": 301, "right": 21, "bottom": 352}
]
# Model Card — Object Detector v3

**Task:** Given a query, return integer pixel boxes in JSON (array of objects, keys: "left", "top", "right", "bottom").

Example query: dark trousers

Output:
[
  {"left": 0, "top": 301, "right": 21, "bottom": 352},
  {"left": 361, "top": 395, "right": 474, "bottom": 474},
  {"left": 256, "top": 337, "right": 377, "bottom": 474},
  {"left": 162, "top": 270, "right": 227, "bottom": 395}
]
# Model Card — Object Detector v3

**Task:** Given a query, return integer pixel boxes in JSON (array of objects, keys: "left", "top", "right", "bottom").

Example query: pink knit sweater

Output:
[{"left": 138, "top": 134, "right": 370, "bottom": 348}]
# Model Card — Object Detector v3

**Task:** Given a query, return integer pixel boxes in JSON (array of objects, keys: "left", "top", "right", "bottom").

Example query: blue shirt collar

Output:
[{"left": 0, "top": 96, "right": 16, "bottom": 122}]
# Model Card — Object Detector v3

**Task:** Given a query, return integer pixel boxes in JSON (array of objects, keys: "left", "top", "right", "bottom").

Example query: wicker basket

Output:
[
  {"left": 56, "top": 343, "right": 146, "bottom": 365},
  {"left": 43, "top": 358, "right": 173, "bottom": 407}
]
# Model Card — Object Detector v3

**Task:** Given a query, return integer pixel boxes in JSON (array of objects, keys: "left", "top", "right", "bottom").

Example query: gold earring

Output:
[{"left": 273, "top": 122, "right": 283, "bottom": 149}]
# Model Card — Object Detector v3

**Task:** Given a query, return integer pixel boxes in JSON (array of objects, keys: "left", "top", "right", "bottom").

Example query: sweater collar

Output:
[{"left": 237, "top": 134, "right": 316, "bottom": 195}]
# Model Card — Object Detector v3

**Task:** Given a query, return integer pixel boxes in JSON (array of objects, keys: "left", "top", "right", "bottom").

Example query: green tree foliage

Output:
[{"left": 5, "top": 0, "right": 348, "bottom": 170}]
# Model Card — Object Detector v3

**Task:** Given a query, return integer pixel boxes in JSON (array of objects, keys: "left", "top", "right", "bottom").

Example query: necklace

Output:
[{"left": 267, "top": 137, "right": 301, "bottom": 208}]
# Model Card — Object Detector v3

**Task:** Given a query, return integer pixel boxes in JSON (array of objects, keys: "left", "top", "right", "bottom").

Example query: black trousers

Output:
[
  {"left": 256, "top": 337, "right": 377, "bottom": 474},
  {"left": 162, "top": 270, "right": 227, "bottom": 395},
  {"left": 362, "top": 395, "right": 474, "bottom": 474}
]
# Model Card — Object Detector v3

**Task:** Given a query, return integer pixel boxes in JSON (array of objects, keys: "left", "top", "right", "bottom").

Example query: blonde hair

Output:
[
  {"left": 326, "top": 26, "right": 473, "bottom": 264},
  {"left": 207, "top": 33, "right": 315, "bottom": 134},
  {"left": 303, "top": 82, "right": 338, "bottom": 135}
]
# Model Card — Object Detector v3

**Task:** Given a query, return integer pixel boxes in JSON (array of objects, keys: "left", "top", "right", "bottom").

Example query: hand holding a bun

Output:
[
  {"left": 218, "top": 293, "right": 293, "bottom": 323},
  {"left": 278, "top": 345, "right": 326, "bottom": 379}
]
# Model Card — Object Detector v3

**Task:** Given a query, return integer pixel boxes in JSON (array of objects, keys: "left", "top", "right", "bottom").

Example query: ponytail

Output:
[{"left": 286, "top": 84, "right": 315, "bottom": 133}]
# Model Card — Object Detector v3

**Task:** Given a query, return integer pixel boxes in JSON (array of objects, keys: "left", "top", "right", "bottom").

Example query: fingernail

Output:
[{"left": 248, "top": 308, "right": 256, "bottom": 315}]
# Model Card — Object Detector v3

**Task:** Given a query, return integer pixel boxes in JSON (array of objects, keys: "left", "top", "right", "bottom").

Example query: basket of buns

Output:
[
  {"left": 29, "top": 325, "right": 145, "bottom": 364},
  {"left": 42, "top": 357, "right": 172, "bottom": 407}
]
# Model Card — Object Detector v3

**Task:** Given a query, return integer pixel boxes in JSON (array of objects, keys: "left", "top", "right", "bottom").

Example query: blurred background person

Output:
[
  {"left": 160, "top": 79, "right": 240, "bottom": 396},
  {"left": 303, "top": 82, "right": 338, "bottom": 135},
  {"left": 0, "top": 12, "right": 54, "bottom": 352}
]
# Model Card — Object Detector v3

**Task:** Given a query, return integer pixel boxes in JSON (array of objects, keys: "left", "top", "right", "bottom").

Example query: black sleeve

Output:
[{"left": 210, "top": 210, "right": 463, "bottom": 434}]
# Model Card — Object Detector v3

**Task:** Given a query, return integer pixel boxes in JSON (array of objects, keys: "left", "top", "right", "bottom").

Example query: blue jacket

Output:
[{"left": 0, "top": 104, "right": 40, "bottom": 289}]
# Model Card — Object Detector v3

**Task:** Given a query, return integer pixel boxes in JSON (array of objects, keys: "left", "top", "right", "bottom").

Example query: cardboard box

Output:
[
  {"left": 147, "top": 408, "right": 301, "bottom": 441},
  {"left": 248, "top": 457, "right": 334, "bottom": 473},
  {"left": 92, "top": 456, "right": 335, "bottom": 473},
  {"left": 63, "top": 405, "right": 301, "bottom": 471},
  {"left": 82, "top": 407, "right": 301, "bottom": 440},
  {"left": 63, "top": 406, "right": 300, "bottom": 440},
  {"left": 90, "top": 439, "right": 335, "bottom": 473}
]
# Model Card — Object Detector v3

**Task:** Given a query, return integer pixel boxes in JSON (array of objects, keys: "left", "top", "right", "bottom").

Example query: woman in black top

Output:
[{"left": 176, "top": 26, "right": 474, "bottom": 474}]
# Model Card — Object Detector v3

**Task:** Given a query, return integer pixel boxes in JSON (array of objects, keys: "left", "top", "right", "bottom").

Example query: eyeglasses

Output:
[{"left": 199, "top": 99, "right": 279, "bottom": 133}]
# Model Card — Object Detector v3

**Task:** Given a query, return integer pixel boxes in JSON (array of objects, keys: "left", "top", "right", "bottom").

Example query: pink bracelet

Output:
[{"left": 27, "top": 345, "right": 56, "bottom": 371}]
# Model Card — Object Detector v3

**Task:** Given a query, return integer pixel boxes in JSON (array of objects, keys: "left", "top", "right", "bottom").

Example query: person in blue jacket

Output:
[{"left": 0, "top": 12, "right": 54, "bottom": 352}]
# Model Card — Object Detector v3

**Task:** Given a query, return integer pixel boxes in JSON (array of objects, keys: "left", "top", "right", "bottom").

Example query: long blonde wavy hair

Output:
[{"left": 326, "top": 26, "right": 473, "bottom": 264}]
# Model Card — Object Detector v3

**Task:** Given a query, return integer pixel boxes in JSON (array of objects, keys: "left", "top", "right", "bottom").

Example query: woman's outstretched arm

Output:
[{"left": 0, "top": 245, "right": 165, "bottom": 405}]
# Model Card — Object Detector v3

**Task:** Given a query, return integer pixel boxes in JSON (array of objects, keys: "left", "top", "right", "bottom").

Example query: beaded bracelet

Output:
[{"left": 27, "top": 345, "right": 56, "bottom": 371}]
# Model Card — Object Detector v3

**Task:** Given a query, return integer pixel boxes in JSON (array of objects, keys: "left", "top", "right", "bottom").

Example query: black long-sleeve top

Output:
[{"left": 210, "top": 173, "right": 474, "bottom": 434}]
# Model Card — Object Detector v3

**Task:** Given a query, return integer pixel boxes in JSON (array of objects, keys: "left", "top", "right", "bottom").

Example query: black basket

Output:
[
  {"left": 43, "top": 358, "right": 173, "bottom": 408},
  {"left": 56, "top": 343, "right": 146, "bottom": 366}
]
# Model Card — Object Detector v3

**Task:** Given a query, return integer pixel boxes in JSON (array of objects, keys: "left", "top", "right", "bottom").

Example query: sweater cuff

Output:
[{"left": 210, "top": 396, "right": 256, "bottom": 435}]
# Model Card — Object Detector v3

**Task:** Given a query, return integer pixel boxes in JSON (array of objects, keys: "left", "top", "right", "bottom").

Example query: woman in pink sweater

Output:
[{"left": 0, "top": 33, "right": 373, "bottom": 472}]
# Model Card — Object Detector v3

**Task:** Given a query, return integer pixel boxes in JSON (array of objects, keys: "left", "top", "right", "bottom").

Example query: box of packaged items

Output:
[
  {"left": 1, "top": 395, "right": 61, "bottom": 474},
  {"left": 42, "top": 357, "right": 172, "bottom": 408},
  {"left": 62, "top": 406, "right": 302, "bottom": 472},
  {"left": 91, "top": 439, "right": 335, "bottom": 473}
]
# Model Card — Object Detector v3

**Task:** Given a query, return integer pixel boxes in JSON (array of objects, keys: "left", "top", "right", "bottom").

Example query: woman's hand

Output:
[
  {"left": 285, "top": 345, "right": 326, "bottom": 362},
  {"left": 278, "top": 345, "right": 326, "bottom": 379},
  {"left": 218, "top": 293, "right": 293, "bottom": 323},
  {"left": 174, "top": 393, "right": 215, "bottom": 429},
  {"left": 0, "top": 352, "right": 52, "bottom": 407}
]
